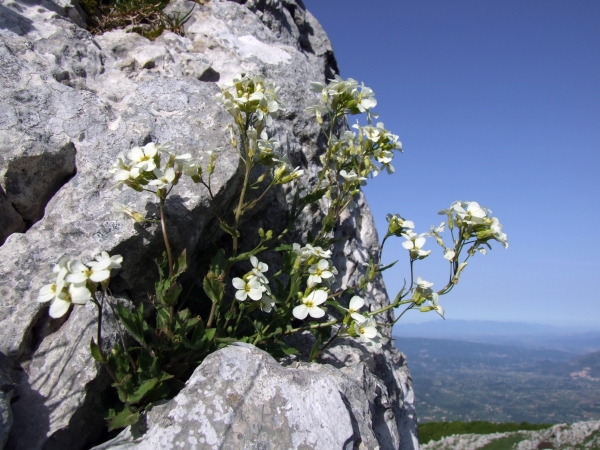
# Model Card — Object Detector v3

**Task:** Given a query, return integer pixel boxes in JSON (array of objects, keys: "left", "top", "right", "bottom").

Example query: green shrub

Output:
[{"left": 418, "top": 421, "right": 553, "bottom": 445}]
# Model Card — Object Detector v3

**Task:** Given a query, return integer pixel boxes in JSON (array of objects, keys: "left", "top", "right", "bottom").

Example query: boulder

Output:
[
  {"left": 0, "top": 0, "right": 418, "bottom": 448},
  {"left": 92, "top": 343, "right": 360, "bottom": 450}
]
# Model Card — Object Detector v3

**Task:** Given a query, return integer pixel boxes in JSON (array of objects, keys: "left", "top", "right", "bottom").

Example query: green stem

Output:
[
  {"left": 159, "top": 199, "right": 174, "bottom": 278},
  {"left": 283, "top": 319, "right": 339, "bottom": 335}
]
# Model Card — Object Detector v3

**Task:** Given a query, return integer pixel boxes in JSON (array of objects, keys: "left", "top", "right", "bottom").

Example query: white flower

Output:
[
  {"left": 307, "top": 259, "right": 334, "bottom": 287},
  {"left": 353, "top": 83, "right": 377, "bottom": 112},
  {"left": 416, "top": 277, "right": 434, "bottom": 290},
  {"left": 259, "top": 294, "right": 276, "bottom": 313},
  {"left": 456, "top": 201, "right": 487, "bottom": 225},
  {"left": 48, "top": 290, "right": 71, "bottom": 318},
  {"left": 293, "top": 290, "right": 327, "bottom": 320},
  {"left": 402, "top": 232, "right": 431, "bottom": 259},
  {"left": 443, "top": 249, "right": 456, "bottom": 261},
  {"left": 113, "top": 166, "right": 142, "bottom": 184},
  {"left": 354, "top": 317, "right": 379, "bottom": 343},
  {"left": 127, "top": 143, "right": 159, "bottom": 172},
  {"left": 340, "top": 170, "right": 367, "bottom": 186},
  {"left": 250, "top": 256, "right": 269, "bottom": 283},
  {"left": 305, "top": 244, "right": 332, "bottom": 259},
  {"left": 37, "top": 279, "right": 65, "bottom": 303},
  {"left": 88, "top": 251, "right": 123, "bottom": 275},
  {"left": 490, "top": 217, "right": 509, "bottom": 248},
  {"left": 148, "top": 168, "right": 176, "bottom": 189},
  {"left": 347, "top": 295, "right": 366, "bottom": 323},
  {"left": 386, "top": 214, "right": 414, "bottom": 236},
  {"left": 232, "top": 277, "right": 263, "bottom": 301},
  {"left": 44, "top": 282, "right": 89, "bottom": 318},
  {"left": 113, "top": 202, "right": 145, "bottom": 223},
  {"left": 421, "top": 293, "right": 445, "bottom": 318}
]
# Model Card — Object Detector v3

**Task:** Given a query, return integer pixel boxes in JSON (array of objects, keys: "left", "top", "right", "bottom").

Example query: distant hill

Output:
[
  {"left": 395, "top": 337, "right": 600, "bottom": 424},
  {"left": 394, "top": 320, "right": 600, "bottom": 354}
]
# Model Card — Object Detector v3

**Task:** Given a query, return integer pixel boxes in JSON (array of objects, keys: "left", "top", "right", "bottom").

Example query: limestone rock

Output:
[
  {"left": 0, "top": 0, "right": 418, "bottom": 448},
  {"left": 92, "top": 343, "right": 359, "bottom": 450}
]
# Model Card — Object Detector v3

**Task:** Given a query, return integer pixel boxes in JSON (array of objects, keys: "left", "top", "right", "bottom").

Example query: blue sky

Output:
[{"left": 303, "top": 0, "right": 600, "bottom": 327}]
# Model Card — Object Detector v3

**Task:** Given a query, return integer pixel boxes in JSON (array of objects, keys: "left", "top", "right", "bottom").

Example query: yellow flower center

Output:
[{"left": 305, "top": 300, "right": 314, "bottom": 308}]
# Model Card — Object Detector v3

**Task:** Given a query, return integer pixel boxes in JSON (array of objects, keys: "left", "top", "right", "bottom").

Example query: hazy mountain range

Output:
[
  {"left": 392, "top": 321, "right": 600, "bottom": 423},
  {"left": 394, "top": 320, "right": 600, "bottom": 355}
]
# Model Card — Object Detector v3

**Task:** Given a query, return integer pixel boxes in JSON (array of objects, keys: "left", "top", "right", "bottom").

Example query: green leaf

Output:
[
  {"left": 117, "top": 304, "right": 146, "bottom": 345},
  {"left": 90, "top": 338, "right": 105, "bottom": 363},
  {"left": 156, "top": 307, "right": 170, "bottom": 330},
  {"left": 175, "top": 249, "right": 188, "bottom": 276},
  {"left": 274, "top": 244, "right": 292, "bottom": 252},
  {"left": 203, "top": 271, "right": 224, "bottom": 304},
  {"left": 204, "top": 328, "right": 216, "bottom": 341},
  {"left": 300, "top": 187, "right": 329, "bottom": 208},
  {"left": 308, "top": 331, "right": 326, "bottom": 362},
  {"left": 107, "top": 408, "right": 140, "bottom": 432},
  {"left": 323, "top": 211, "right": 336, "bottom": 233},
  {"left": 127, "top": 378, "right": 159, "bottom": 404},
  {"left": 279, "top": 341, "right": 299, "bottom": 355},
  {"left": 163, "top": 281, "right": 183, "bottom": 307},
  {"left": 376, "top": 260, "right": 398, "bottom": 273},
  {"left": 210, "top": 249, "right": 227, "bottom": 275},
  {"left": 289, "top": 187, "right": 302, "bottom": 222}
]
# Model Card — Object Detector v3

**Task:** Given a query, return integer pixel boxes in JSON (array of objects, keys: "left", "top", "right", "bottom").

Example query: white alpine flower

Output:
[
  {"left": 127, "top": 142, "right": 159, "bottom": 172},
  {"left": 307, "top": 259, "right": 334, "bottom": 287},
  {"left": 148, "top": 168, "right": 176, "bottom": 189},
  {"left": 259, "top": 294, "right": 276, "bottom": 313},
  {"left": 250, "top": 256, "right": 269, "bottom": 283},
  {"left": 232, "top": 277, "right": 263, "bottom": 301},
  {"left": 402, "top": 232, "right": 431, "bottom": 259},
  {"left": 354, "top": 317, "right": 379, "bottom": 342},
  {"left": 293, "top": 289, "right": 327, "bottom": 320},
  {"left": 347, "top": 295, "right": 366, "bottom": 323}
]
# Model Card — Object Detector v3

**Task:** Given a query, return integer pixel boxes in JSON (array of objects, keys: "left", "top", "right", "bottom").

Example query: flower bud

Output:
[{"left": 273, "top": 164, "right": 288, "bottom": 182}]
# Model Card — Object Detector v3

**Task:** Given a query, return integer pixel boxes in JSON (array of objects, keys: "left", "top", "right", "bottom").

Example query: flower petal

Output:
[
  {"left": 293, "top": 304, "right": 309, "bottom": 320},
  {"left": 308, "top": 306, "right": 325, "bottom": 318},
  {"left": 49, "top": 298, "right": 71, "bottom": 318}
]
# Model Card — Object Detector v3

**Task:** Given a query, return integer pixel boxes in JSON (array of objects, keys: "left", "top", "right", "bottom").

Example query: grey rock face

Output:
[
  {"left": 0, "top": 0, "right": 418, "bottom": 448},
  {"left": 93, "top": 344, "right": 358, "bottom": 450}
]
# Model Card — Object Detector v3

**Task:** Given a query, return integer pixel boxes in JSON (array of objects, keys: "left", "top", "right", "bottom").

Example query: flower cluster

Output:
[
  {"left": 412, "top": 277, "right": 444, "bottom": 317},
  {"left": 386, "top": 213, "right": 415, "bottom": 237},
  {"left": 232, "top": 256, "right": 275, "bottom": 312},
  {"left": 309, "top": 75, "right": 377, "bottom": 117},
  {"left": 437, "top": 201, "right": 509, "bottom": 252},
  {"left": 37, "top": 252, "right": 122, "bottom": 318},
  {"left": 216, "top": 74, "right": 283, "bottom": 131},
  {"left": 110, "top": 143, "right": 199, "bottom": 196},
  {"left": 306, "top": 76, "right": 402, "bottom": 207}
]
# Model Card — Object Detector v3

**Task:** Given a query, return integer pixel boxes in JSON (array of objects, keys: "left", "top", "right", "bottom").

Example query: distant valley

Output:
[{"left": 393, "top": 321, "right": 600, "bottom": 424}]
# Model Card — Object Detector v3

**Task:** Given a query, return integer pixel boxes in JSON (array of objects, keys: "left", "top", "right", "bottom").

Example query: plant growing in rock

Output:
[{"left": 36, "top": 74, "right": 508, "bottom": 430}]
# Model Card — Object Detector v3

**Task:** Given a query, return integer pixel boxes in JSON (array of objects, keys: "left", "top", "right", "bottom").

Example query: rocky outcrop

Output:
[
  {"left": 421, "top": 420, "right": 600, "bottom": 450},
  {"left": 0, "top": 0, "right": 418, "bottom": 448}
]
